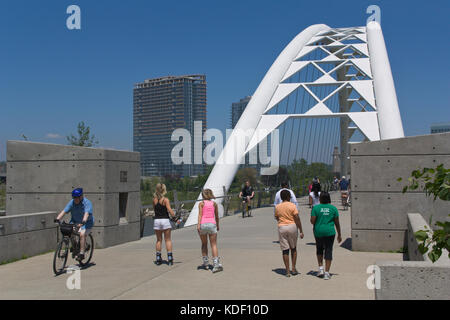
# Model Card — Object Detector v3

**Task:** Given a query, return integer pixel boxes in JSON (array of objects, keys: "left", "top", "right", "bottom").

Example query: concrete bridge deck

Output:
[{"left": 0, "top": 193, "right": 402, "bottom": 300}]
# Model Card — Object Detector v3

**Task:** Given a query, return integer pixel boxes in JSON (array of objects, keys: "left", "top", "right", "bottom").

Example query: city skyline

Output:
[{"left": 1, "top": 1, "right": 450, "bottom": 161}]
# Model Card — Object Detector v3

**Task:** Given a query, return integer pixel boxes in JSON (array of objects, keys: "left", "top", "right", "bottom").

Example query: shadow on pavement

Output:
[
  {"left": 153, "top": 260, "right": 181, "bottom": 266},
  {"left": 272, "top": 268, "right": 288, "bottom": 276},
  {"left": 196, "top": 265, "right": 211, "bottom": 271},
  {"left": 306, "top": 270, "right": 339, "bottom": 277},
  {"left": 340, "top": 238, "right": 352, "bottom": 251},
  {"left": 306, "top": 242, "right": 316, "bottom": 246},
  {"left": 80, "top": 262, "right": 96, "bottom": 270}
]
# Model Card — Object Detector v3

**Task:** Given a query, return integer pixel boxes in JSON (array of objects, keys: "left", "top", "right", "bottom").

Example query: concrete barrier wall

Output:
[
  {"left": 0, "top": 211, "right": 57, "bottom": 263},
  {"left": 407, "top": 213, "right": 430, "bottom": 261},
  {"left": 375, "top": 213, "right": 450, "bottom": 299},
  {"left": 6, "top": 141, "right": 141, "bottom": 249},
  {"left": 350, "top": 132, "right": 450, "bottom": 252},
  {"left": 375, "top": 261, "right": 450, "bottom": 300},
  {"left": 407, "top": 213, "right": 449, "bottom": 262}
]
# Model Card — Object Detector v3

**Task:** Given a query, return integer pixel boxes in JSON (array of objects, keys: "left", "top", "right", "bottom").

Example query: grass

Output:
[
  {"left": 380, "top": 247, "right": 408, "bottom": 254},
  {"left": 0, "top": 250, "right": 55, "bottom": 266}
]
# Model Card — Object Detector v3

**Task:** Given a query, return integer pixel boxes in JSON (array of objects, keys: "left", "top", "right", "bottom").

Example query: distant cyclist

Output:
[
  {"left": 339, "top": 176, "right": 349, "bottom": 191},
  {"left": 55, "top": 188, "right": 94, "bottom": 261},
  {"left": 339, "top": 176, "right": 350, "bottom": 207},
  {"left": 239, "top": 180, "right": 255, "bottom": 216}
]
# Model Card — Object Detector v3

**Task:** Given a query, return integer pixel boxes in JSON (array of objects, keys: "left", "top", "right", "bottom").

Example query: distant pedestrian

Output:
[
  {"left": 197, "top": 189, "right": 223, "bottom": 273},
  {"left": 308, "top": 182, "right": 313, "bottom": 208},
  {"left": 310, "top": 192, "right": 342, "bottom": 280},
  {"left": 309, "top": 181, "right": 321, "bottom": 209},
  {"left": 333, "top": 176, "right": 339, "bottom": 191},
  {"left": 153, "top": 183, "right": 176, "bottom": 265},
  {"left": 275, "top": 190, "right": 304, "bottom": 277},
  {"left": 274, "top": 182, "right": 298, "bottom": 212}
]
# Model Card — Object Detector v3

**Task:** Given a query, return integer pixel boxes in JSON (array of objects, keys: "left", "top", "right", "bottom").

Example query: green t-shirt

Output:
[{"left": 311, "top": 204, "right": 339, "bottom": 238}]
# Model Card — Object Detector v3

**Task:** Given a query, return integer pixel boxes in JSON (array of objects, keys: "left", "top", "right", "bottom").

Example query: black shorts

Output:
[{"left": 315, "top": 235, "right": 335, "bottom": 260}]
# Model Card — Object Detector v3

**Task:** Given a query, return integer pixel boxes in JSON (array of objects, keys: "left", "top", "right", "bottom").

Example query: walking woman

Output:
[
  {"left": 197, "top": 189, "right": 223, "bottom": 273},
  {"left": 275, "top": 190, "right": 304, "bottom": 277},
  {"left": 309, "top": 181, "right": 321, "bottom": 209},
  {"left": 153, "top": 183, "right": 176, "bottom": 265},
  {"left": 310, "top": 191, "right": 342, "bottom": 280}
]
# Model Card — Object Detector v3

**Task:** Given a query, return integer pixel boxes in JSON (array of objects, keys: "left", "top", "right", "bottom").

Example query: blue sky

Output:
[{"left": 1, "top": 0, "right": 449, "bottom": 161}]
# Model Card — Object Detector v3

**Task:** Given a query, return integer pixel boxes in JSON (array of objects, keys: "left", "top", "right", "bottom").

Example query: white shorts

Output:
[
  {"left": 153, "top": 218, "right": 172, "bottom": 230},
  {"left": 79, "top": 225, "right": 92, "bottom": 235}
]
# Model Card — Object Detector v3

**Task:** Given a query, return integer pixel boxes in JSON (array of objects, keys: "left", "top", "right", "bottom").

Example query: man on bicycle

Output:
[
  {"left": 239, "top": 180, "right": 255, "bottom": 214},
  {"left": 339, "top": 176, "right": 350, "bottom": 206},
  {"left": 55, "top": 188, "right": 94, "bottom": 261}
]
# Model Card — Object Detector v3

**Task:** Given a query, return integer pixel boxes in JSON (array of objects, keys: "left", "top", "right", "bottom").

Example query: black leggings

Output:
[{"left": 315, "top": 235, "right": 335, "bottom": 260}]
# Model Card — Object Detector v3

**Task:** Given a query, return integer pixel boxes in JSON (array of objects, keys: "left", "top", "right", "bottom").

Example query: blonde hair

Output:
[
  {"left": 201, "top": 189, "right": 215, "bottom": 200},
  {"left": 154, "top": 183, "right": 167, "bottom": 200}
]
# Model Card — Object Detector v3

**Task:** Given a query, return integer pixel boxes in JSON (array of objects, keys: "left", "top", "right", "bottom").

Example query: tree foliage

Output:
[
  {"left": 66, "top": 121, "right": 98, "bottom": 147},
  {"left": 399, "top": 164, "right": 450, "bottom": 262}
]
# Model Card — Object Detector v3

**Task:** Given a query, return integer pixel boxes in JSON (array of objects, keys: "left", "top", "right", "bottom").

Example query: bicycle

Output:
[
  {"left": 341, "top": 191, "right": 349, "bottom": 211},
  {"left": 346, "top": 190, "right": 352, "bottom": 208},
  {"left": 53, "top": 220, "right": 94, "bottom": 275},
  {"left": 241, "top": 197, "right": 253, "bottom": 218}
]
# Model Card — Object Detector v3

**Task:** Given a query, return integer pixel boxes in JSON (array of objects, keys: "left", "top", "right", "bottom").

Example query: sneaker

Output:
[
  {"left": 76, "top": 253, "right": 85, "bottom": 262},
  {"left": 324, "top": 272, "right": 330, "bottom": 280},
  {"left": 167, "top": 253, "right": 173, "bottom": 266},
  {"left": 212, "top": 264, "right": 223, "bottom": 273},
  {"left": 318, "top": 267, "right": 325, "bottom": 278}
]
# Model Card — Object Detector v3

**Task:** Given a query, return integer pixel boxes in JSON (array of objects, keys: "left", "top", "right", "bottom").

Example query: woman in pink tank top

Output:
[{"left": 197, "top": 189, "right": 223, "bottom": 273}]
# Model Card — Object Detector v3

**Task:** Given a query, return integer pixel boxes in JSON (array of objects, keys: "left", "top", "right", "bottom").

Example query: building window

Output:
[{"left": 120, "top": 171, "right": 128, "bottom": 183}]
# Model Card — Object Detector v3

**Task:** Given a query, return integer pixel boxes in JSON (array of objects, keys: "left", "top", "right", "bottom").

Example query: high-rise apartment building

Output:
[
  {"left": 133, "top": 75, "right": 206, "bottom": 177},
  {"left": 231, "top": 96, "right": 251, "bottom": 129}
]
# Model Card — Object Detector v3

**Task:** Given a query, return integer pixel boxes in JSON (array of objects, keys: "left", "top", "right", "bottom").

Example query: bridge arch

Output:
[{"left": 185, "top": 21, "right": 404, "bottom": 227}]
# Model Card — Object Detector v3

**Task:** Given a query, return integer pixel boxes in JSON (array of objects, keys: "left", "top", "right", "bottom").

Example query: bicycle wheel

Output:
[
  {"left": 241, "top": 202, "right": 245, "bottom": 218},
  {"left": 79, "top": 234, "right": 94, "bottom": 267},
  {"left": 53, "top": 238, "right": 69, "bottom": 275}
]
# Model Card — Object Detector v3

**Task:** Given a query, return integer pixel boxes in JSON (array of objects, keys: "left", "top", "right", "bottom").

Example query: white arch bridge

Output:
[{"left": 185, "top": 21, "right": 404, "bottom": 226}]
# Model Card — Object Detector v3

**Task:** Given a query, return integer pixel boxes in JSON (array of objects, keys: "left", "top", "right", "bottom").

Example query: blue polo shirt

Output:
[
  {"left": 64, "top": 198, "right": 94, "bottom": 229},
  {"left": 339, "top": 179, "right": 349, "bottom": 190}
]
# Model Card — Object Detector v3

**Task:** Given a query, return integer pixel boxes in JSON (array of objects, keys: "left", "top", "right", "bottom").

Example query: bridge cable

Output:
[
  {"left": 294, "top": 61, "right": 311, "bottom": 162},
  {"left": 286, "top": 72, "right": 301, "bottom": 165}
]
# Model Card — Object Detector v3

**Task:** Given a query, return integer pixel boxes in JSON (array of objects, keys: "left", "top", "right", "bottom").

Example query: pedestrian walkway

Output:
[{"left": 0, "top": 192, "right": 402, "bottom": 300}]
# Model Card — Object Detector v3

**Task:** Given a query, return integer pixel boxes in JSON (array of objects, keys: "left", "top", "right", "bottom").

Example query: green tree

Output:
[
  {"left": 232, "top": 167, "right": 258, "bottom": 191},
  {"left": 66, "top": 121, "right": 98, "bottom": 147},
  {"left": 399, "top": 164, "right": 450, "bottom": 262}
]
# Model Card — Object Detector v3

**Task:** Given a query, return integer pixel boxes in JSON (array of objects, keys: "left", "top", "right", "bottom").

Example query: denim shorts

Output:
[{"left": 199, "top": 223, "right": 217, "bottom": 235}]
